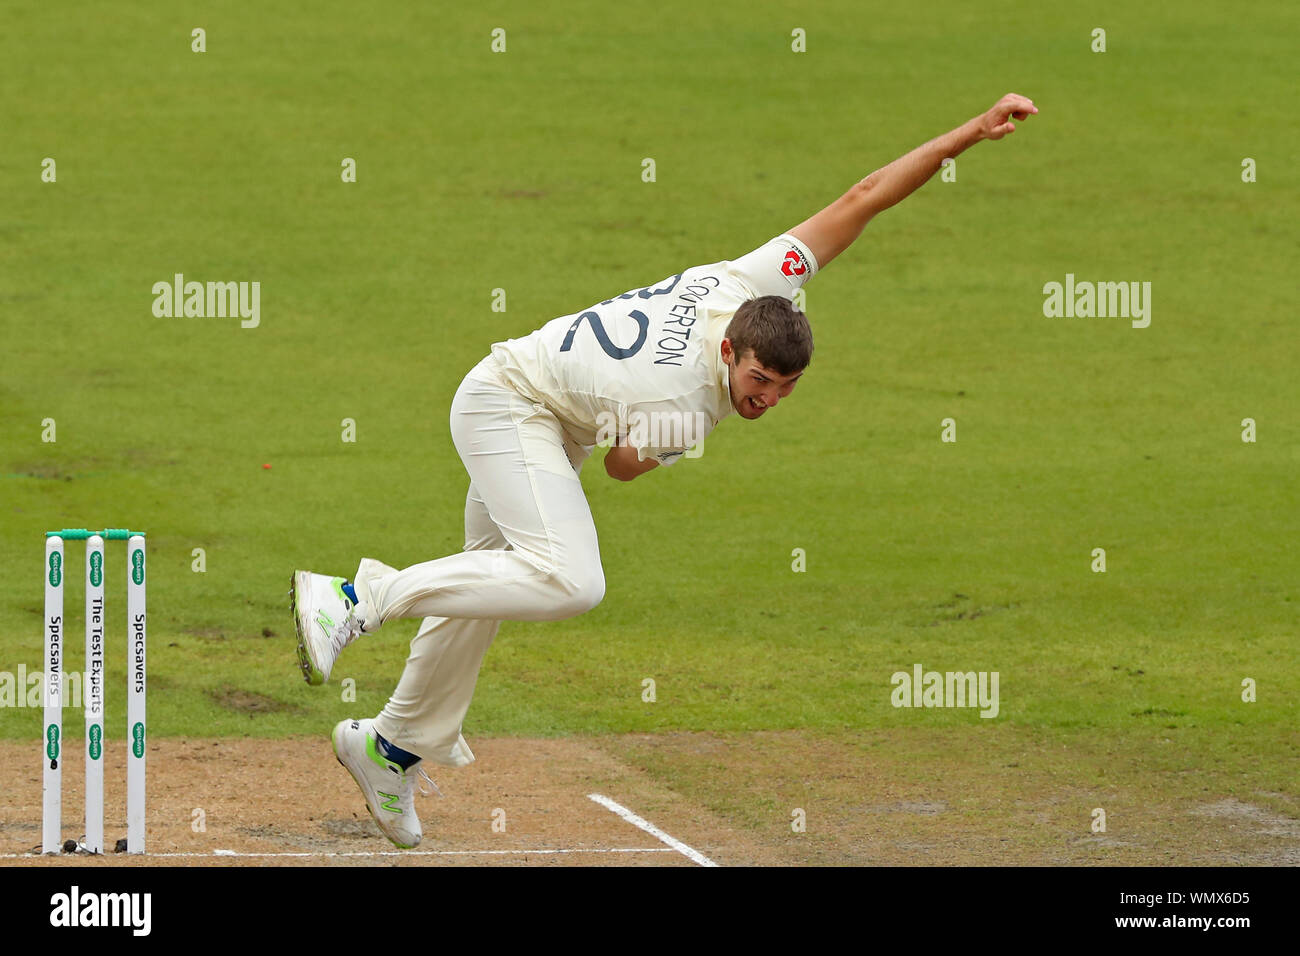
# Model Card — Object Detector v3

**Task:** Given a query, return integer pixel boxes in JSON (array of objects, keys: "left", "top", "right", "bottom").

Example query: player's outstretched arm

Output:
[{"left": 789, "top": 93, "right": 1038, "bottom": 269}]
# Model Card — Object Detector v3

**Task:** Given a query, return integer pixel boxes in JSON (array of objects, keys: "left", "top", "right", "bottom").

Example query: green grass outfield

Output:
[{"left": 1, "top": 2, "right": 1296, "bottom": 812}]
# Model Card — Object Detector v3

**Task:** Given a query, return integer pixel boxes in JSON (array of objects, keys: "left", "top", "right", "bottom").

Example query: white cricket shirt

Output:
[{"left": 481, "top": 233, "right": 818, "bottom": 465}]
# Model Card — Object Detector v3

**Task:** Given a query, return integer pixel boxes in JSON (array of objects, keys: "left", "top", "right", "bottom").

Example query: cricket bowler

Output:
[{"left": 291, "top": 94, "right": 1038, "bottom": 847}]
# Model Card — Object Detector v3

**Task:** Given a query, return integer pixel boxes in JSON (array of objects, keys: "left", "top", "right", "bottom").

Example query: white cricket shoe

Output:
[
  {"left": 290, "top": 570, "right": 365, "bottom": 685},
  {"left": 331, "top": 718, "right": 430, "bottom": 849}
]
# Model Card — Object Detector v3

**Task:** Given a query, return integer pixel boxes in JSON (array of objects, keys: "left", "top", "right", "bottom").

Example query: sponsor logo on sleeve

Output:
[{"left": 780, "top": 249, "right": 809, "bottom": 277}]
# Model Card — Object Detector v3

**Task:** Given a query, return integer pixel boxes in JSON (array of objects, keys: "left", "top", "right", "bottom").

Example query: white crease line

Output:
[
  {"left": 588, "top": 793, "right": 718, "bottom": 867},
  {"left": 1, "top": 847, "right": 674, "bottom": 860}
]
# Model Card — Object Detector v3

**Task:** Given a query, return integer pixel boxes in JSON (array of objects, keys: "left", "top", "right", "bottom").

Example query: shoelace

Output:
[
  {"left": 326, "top": 612, "right": 363, "bottom": 654},
  {"left": 414, "top": 766, "right": 442, "bottom": 798}
]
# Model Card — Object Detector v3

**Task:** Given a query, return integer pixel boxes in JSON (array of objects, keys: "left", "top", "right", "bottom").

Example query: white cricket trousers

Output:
[{"left": 354, "top": 358, "right": 605, "bottom": 766}]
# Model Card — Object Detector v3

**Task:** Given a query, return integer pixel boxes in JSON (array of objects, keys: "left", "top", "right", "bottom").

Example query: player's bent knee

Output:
[
  {"left": 550, "top": 566, "right": 605, "bottom": 618},
  {"left": 464, "top": 533, "right": 508, "bottom": 552}
]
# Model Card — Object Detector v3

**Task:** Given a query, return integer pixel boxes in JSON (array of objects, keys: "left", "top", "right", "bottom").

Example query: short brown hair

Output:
[{"left": 725, "top": 295, "right": 813, "bottom": 375}]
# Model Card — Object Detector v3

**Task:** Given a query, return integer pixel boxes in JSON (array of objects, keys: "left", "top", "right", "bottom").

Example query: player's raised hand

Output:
[
  {"left": 789, "top": 94, "right": 1040, "bottom": 268},
  {"left": 979, "top": 93, "right": 1038, "bottom": 140}
]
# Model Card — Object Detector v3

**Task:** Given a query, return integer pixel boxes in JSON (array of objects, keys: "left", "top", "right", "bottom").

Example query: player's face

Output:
[{"left": 724, "top": 344, "right": 804, "bottom": 420}]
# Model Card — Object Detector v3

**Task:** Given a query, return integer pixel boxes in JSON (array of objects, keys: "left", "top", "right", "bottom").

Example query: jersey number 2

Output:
[{"left": 559, "top": 309, "right": 649, "bottom": 359}]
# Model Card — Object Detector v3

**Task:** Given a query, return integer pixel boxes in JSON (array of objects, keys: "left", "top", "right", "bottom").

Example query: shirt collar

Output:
[{"left": 706, "top": 317, "right": 736, "bottom": 424}]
